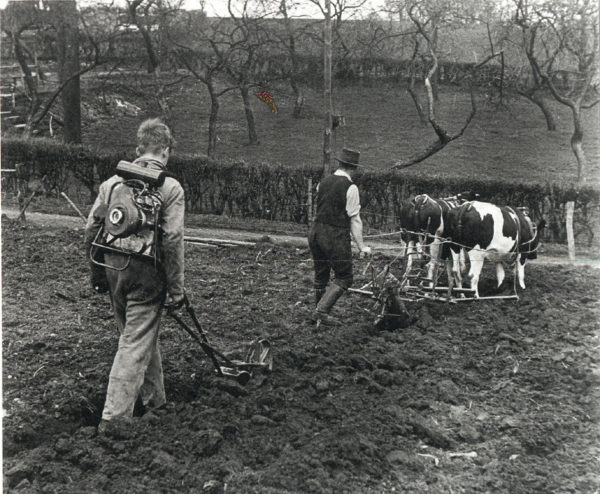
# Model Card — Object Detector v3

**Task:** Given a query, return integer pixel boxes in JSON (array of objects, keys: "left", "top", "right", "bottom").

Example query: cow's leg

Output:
[
  {"left": 445, "top": 248, "right": 456, "bottom": 297},
  {"left": 427, "top": 235, "right": 442, "bottom": 286},
  {"left": 495, "top": 261, "right": 506, "bottom": 287},
  {"left": 516, "top": 254, "right": 526, "bottom": 289},
  {"left": 447, "top": 248, "right": 465, "bottom": 297},
  {"left": 415, "top": 237, "right": 423, "bottom": 255},
  {"left": 468, "top": 248, "right": 486, "bottom": 298},
  {"left": 399, "top": 240, "right": 407, "bottom": 258},
  {"left": 455, "top": 248, "right": 465, "bottom": 288},
  {"left": 405, "top": 240, "right": 415, "bottom": 274},
  {"left": 458, "top": 248, "right": 467, "bottom": 282}
]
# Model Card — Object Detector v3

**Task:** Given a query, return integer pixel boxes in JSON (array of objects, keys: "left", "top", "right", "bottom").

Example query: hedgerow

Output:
[{"left": 2, "top": 137, "right": 598, "bottom": 244}]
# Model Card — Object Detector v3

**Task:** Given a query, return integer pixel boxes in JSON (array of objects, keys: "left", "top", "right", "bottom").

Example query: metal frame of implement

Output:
[{"left": 349, "top": 240, "right": 520, "bottom": 325}]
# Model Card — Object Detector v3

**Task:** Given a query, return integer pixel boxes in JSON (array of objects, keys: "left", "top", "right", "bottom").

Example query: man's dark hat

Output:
[{"left": 335, "top": 148, "right": 361, "bottom": 167}]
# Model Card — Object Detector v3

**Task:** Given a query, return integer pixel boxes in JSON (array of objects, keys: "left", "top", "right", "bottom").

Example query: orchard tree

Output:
[
  {"left": 224, "top": 0, "right": 276, "bottom": 145},
  {"left": 276, "top": 0, "right": 309, "bottom": 118},
  {"left": 54, "top": 0, "right": 81, "bottom": 143},
  {"left": 386, "top": 0, "right": 503, "bottom": 169},
  {"left": 2, "top": 0, "right": 107, "bottom": 140},
  {"left": 514, "top": 0, "right": 599, "bottom": 259},
  {"left": 171, "top": 14, "right": 238, "bottom": 156},
  {"left": 125, "top": 0, "right": 185, "bottom": 122}
]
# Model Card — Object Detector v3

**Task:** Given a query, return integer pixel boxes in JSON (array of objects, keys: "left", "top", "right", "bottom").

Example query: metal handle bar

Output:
[{"left": 168, "top": 310, "right": 224, "bottom": 377}]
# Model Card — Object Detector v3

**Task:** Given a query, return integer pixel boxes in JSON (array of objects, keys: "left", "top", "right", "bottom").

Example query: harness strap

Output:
[{"left": 505, "top": 206, "right": 521, "bottom": 253}]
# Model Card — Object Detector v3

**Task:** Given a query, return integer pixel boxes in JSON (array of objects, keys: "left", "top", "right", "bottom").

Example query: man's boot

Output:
[
  {"left": 315, "top": 287, "right": 327, "bottom": 307},
  {"left": 312, "top": 284, "right": 346, "bottom": 327}
]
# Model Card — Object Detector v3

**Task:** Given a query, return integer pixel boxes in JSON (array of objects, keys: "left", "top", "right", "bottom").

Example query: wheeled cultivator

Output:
[{"left": 168, "top": 295, "right": 273, "bottom": 385}]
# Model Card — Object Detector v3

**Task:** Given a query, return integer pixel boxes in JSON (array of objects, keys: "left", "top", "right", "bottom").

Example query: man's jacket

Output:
[{"left": 84, "top": 158, "right": 185, "bottom": 299}]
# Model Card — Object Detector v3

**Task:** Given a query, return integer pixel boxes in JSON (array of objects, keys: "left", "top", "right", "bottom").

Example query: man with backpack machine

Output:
[{"left": 85, "top": 118, "right": 184, "bottom": 432}]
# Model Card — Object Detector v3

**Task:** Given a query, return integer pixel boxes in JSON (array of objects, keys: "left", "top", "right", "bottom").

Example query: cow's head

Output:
[
  {"left": 520, "top": 217, "right": 546, "bottom": 261},
  {"left": 399, "top": 198, "right": 418, "bottom": 242}
]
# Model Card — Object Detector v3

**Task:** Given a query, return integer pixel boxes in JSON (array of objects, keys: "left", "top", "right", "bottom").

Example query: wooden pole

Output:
[
  {"left": 307, "top": 176, "right": 313, "bottom": 225},
  {"left": 322, "top": 0, "right": 333, "bottom": 173},
  {"left": 60, "top": 191, "right": 87, "bottom": 222},
  {"left": 184, "top": 236, "right": 255, "bottom": 247},
  {"left": 565, "top": 201, "right": 576, "bottom": 263},
  {"left": 17, "top": 191, "right": 36, "bottom": 221}
]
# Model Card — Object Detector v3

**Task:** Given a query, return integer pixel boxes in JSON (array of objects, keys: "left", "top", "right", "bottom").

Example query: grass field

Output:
[{"left": 81, "top": 76, "right": 600, "bottom": 185}]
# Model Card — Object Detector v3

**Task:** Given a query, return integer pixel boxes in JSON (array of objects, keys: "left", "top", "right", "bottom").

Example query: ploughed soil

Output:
[{"left": 2, "top": 221, "right": 600, "bottom": 493}]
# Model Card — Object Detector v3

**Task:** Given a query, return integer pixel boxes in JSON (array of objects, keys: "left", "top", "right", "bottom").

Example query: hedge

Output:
[{"left": 2, "top": 137, "right": 599, "bottom": 245}]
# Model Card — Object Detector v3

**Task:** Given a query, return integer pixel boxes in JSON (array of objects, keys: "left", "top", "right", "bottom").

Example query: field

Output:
[
  {"left": 2, "top": 220, "right": 600, "bottom": 492},
  {"left": 77, "top": 76, "right": 600, "bottom": 186}
]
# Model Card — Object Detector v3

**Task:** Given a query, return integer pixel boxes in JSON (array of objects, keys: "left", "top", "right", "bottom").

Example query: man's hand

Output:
[
  {"left": 164, "top": 292, "right": 185, "bottom": 312},
  {"left": 91, "top": 265, "right": 109, "bottom": 294},
  {"left": 93, "top": 282, "right": 109, "bottom": 294},
  {"left": 359, "top": 246, "right": 372, "bottom": 259}
]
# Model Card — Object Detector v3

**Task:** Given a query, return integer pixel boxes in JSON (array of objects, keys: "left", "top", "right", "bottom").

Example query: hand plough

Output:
[{"left": 168, "top": 295, "right": 272, "bottom": 385}]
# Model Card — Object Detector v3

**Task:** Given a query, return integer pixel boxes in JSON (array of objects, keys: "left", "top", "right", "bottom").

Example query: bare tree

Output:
[
  {"left": 2, "top": 0, "right": 106, "bottom": 138},
  {"left": 389, "top": 2, "right": 503, "bottom": 169},
  {"left": 514, "top": 0, "right": 599, "bottom": 259},
  {"left": 501, "top": 1, "right": 559, "bottom": 130},
  {"left": 54, "top": 0, "right": 81, "bottom": 143},
  {"left": 125, "top": 0, "right": 184, "bottom": 122},
  {"left": 515, "top": 0, "right": 598, "bottom": 185},
  {"left": 171, "top": 15, "right": 238, "bottom": 156},
  {"left": 223, "top": 0, "right": 276, "bottom": 145},
  {"left": 278, "top": 0, "right": 306, "bottom": 118}
]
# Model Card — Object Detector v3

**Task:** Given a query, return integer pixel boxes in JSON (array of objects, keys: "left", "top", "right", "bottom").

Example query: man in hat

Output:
[{"left": 309, "top": 148, "right": 371, "bottom": 326}]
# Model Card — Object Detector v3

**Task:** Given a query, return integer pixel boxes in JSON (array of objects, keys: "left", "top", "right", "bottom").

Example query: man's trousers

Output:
[
  {"left": 102, "top": 254, "right": 167, "bottom": 420},
  {"left": 308, "top": 222, "right": 353, "bottom": 290}
]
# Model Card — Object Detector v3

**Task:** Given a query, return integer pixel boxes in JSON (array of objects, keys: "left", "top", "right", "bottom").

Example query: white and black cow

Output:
[{"left": 443, "top": 201, "right": 545, "bottom": 297}]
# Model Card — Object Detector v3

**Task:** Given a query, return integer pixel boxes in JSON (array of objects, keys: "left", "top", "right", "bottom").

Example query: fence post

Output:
[
  {"left": 307, "top": 176, "right": 313, "bottom": 225},
  {"left": 565, "top": 201, "right": 576, "bottom": 263}
]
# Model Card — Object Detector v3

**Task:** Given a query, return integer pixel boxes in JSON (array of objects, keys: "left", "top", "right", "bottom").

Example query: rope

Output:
[{"left": 363, "top": 227, "right": 541, "bottom": 256}]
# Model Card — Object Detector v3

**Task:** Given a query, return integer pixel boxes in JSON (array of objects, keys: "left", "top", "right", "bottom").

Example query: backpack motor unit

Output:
[{"left": 90, "top": 161, "right": 167, "bottom": 271}]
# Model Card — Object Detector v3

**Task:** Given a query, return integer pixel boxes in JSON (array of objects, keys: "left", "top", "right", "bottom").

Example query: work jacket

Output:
[{"left": 85, "top": 157, "right": 185, "bottom": 299}]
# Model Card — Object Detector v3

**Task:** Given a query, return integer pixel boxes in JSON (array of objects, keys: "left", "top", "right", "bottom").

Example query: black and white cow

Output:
[
  {"left": 443, "top": 201, "right": 545, "bottom": 297},
  {"left": 399, "top": 193, "right": 473, "bottom": 282}
]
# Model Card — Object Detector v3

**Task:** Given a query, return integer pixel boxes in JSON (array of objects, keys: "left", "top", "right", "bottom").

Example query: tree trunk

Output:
[
  {"left": 281, "top": 0, "right": 304, "bottom": 118},
  {"left": 564, "top": 107, "right": 587, "bottom": 262},
  {"left": 55, "top": 0, "right": 81, "bottom": 143},
  {"left": 240, "top": 84, "right": 258, "bottom": 145},
  {"left": 207, "top": 81, "right": 219, "bottom": 157},
  {"left": 323, "top": 0, "right": 333, "bottom": 173},
  {"left": 152, "top": 70, "right": 171, "bottom": 124},
  {"left": 570, "top": 107, "right": 587, "bottom": 186},
  {"left": 408, "top": 78, "right": 428, "bottom": 125},
  {"left": 291, "top": 78, "right": 304, "bottom": 118},
  {"left": 528, "top": 93, "right": 557, "bottom": 131},
  {"left": 431, "top": 25, "right": 439, "bottom": 102},
  {"left": 12, "top": 33, "right": 38, "bottom": 137}
]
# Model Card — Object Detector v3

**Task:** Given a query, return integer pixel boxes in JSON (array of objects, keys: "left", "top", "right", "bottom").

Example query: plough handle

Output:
[
  {"left": 170, "top": 297, "right": 239, "bottom": 368},
  {"left": 183, "top": 295, "right": 210, "bottom": 345},
  {"left": 168, "top": 310, "right": 224, "bottom": 377}
]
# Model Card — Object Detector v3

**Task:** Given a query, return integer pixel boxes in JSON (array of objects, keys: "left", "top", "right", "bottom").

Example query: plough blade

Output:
[
  {"left": 220, "top": 367, "right": 252, "bottom": 385},
  {"left": 246, "top": 338, "right": 273, "bottom": 371}
]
